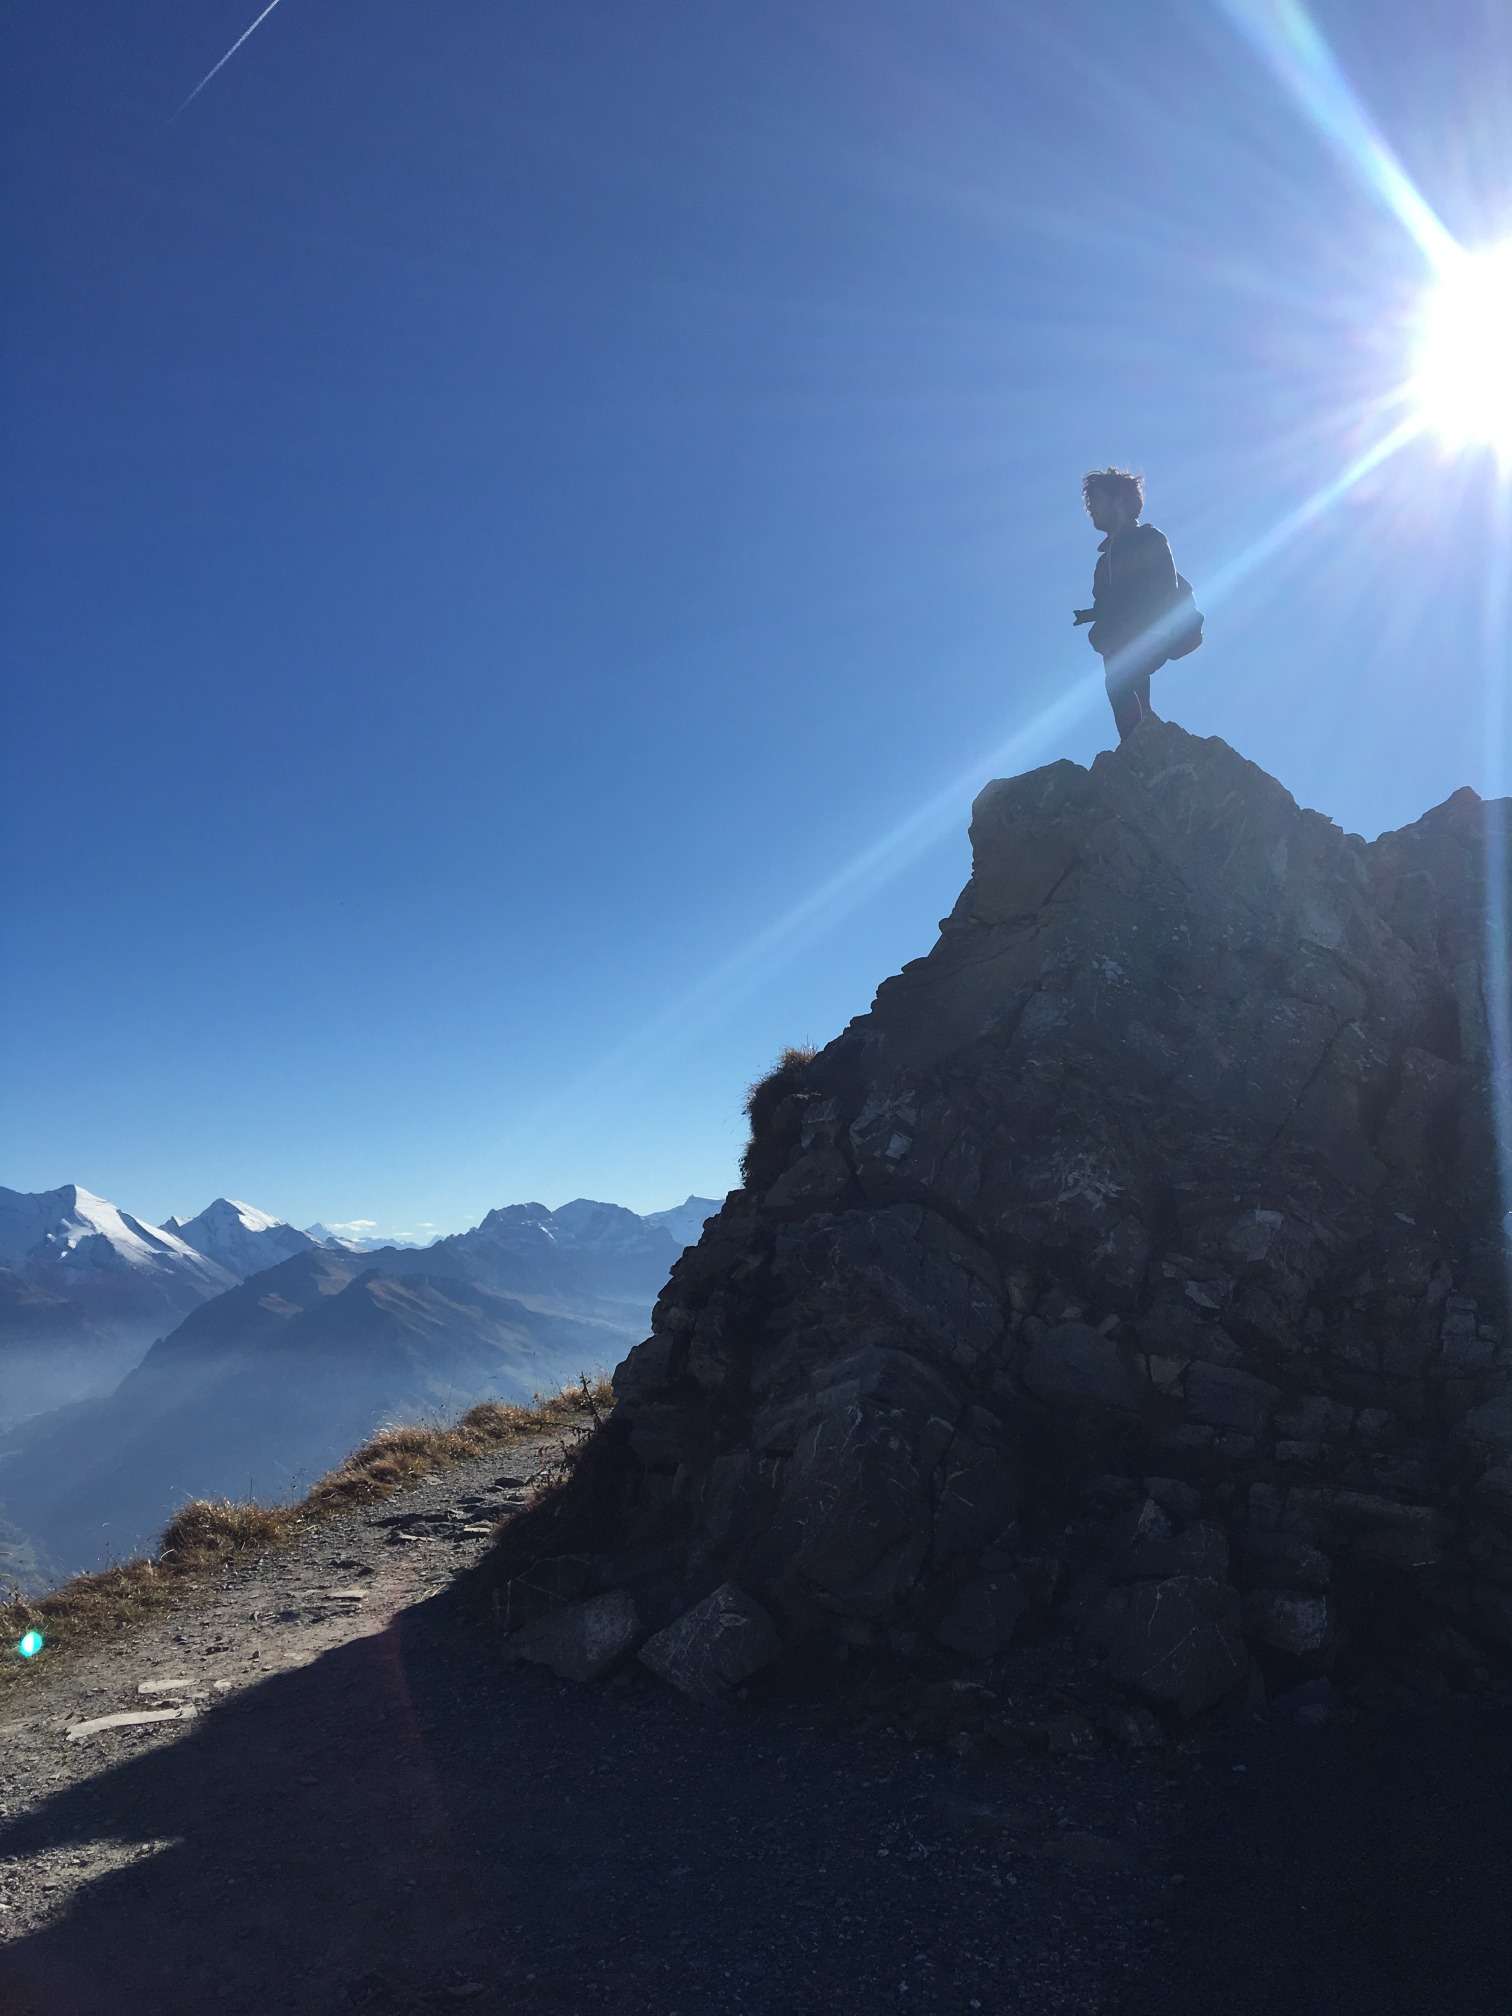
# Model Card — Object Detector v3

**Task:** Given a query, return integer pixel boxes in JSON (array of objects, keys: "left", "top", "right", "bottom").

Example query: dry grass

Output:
[
  {"left": 739, "top": 1041, "right": 819, "bottom": 1191},
  {"left": 743, "top": 1043, "right": 819, "bottom": 1121},
  {"left": 300, "top": 1379, "right": 609, "bottom": 1515},
  {"left": 0, "top": 1374, "right": 614, "bottom": 1692}
]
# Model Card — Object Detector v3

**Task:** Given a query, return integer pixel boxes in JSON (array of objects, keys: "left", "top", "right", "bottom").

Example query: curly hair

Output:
[{"left": 1082, "top": 468, "right": 1144, "bottom": 519}]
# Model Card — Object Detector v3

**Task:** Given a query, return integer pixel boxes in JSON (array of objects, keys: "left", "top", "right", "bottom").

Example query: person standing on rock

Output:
[{"left": 1074, "top": 468, "right": 1181, "bottom": 743}]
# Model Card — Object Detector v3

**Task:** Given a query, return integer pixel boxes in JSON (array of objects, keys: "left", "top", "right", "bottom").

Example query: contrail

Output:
[{"left": 174, "top": 0, "right": 289, "bottom": 117}]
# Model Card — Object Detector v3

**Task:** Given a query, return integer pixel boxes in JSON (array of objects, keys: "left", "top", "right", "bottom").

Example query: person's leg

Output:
[
  {"left": 1105, "top": 657, "right": 1159, "bottom": 742},
  {"left": 1105, "top": 672, "right": 1142, "bottom": 740}
]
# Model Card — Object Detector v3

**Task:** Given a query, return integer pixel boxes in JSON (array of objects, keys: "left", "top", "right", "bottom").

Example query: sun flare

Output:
[{"left": 1410, "top": 240, "right": 1512, "bottom": 458}]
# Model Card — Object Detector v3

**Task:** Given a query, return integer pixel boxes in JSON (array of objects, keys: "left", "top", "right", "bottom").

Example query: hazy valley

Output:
[{"left": 0, "top": 1187, "right": 717, "bottom": 1589}]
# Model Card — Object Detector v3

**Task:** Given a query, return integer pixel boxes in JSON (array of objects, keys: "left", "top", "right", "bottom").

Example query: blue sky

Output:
[{"left": 4, "top": 0, "right": 1509, "bottom": 1241}]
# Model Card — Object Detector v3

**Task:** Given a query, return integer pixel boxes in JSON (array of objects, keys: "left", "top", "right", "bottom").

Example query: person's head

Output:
[{"left": 1082, "top": 468, "right": 1144, "bottom": 535}]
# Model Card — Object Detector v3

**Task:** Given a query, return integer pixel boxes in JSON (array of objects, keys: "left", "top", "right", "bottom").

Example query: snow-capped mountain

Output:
[
  {"left": 303, "top": 1222, "right": 434, "bottom": 1254},
  {"left": 0, "top": 1184, "right": 237, "bottom": 1330},
  {"left": 0, "top": 1184, "right": 241, "bottom": 1425},
  {"left": 163, "top": 1197, "right": 318, "bottom": 1277},
  {"left": 642, "top": 1195, "right": 723, "bottom": 1249},
  {"left": 0, "top": 1184, "right": 236, "bottom": 1296}
]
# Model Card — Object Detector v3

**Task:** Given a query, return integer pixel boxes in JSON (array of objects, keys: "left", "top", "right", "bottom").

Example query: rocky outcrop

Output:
[{"left": 507, "top": 723, "right": 1512, "bottom": 1721}]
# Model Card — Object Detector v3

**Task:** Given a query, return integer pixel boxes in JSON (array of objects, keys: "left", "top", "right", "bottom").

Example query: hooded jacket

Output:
[{"left": 1087, "top": 522, "right": 1179, "bottom": 665}]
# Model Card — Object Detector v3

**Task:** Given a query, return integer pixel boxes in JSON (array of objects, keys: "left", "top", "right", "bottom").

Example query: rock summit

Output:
[{"left": 506, "top": 722, "right": 1512, "bottom": 1721}]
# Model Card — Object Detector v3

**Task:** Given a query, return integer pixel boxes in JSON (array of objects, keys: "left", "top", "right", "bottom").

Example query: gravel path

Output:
[{"left": 2, "top": 1442, "right": 1509, "bottom": 2014}]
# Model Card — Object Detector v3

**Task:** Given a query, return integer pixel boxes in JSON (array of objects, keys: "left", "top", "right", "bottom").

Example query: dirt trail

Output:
[
  {"left": 2, "top": 1446, "right": 1511, "bottom": 2014},
  {"left": 0, "top": 1439, "right": 562, "bottom": 1943}
]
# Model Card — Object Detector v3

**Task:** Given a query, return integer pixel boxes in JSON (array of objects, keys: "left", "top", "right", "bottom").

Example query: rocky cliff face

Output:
[{"left": 535, "top": 723, "right": 1512, "bottom": 1719}]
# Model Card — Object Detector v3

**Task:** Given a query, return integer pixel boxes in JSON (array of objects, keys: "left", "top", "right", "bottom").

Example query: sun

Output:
[{"left": 1410, "top": 240, "right": 1512, "bottom": 458}]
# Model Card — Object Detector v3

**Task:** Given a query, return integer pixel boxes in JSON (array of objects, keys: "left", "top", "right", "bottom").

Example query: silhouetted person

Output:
[{"left": 1074, "top": 468, "right": 1179, "bottom": 742}]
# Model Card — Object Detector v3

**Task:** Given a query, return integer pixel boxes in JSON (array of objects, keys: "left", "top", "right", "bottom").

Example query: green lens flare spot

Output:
[{"left": 17, "top": 1630, "right": 44, "bottom": 1660}]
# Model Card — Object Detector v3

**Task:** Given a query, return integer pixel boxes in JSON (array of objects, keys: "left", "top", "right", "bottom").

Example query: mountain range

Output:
[
  {"left": 0, "top": 1186, "right": 720, "bottom": 1589},
  {"left": 0, "top": 1186, "right": 242, "bottom": 1427},
  {"left": 302, "top": 1222, "right": 437, "bottom": 1254}
]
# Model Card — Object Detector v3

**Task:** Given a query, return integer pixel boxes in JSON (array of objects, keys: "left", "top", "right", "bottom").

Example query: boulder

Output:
[
  {"left": 637, "top": 1583, "right": 781, "bottom": 1700},
  {"left": 1095, "top": 1575, "right": 1248, "bottom": 1717},
  {"left": 505, "top": 1589, "right": 642, "bottom": 1684},
  {"left": 1021, "top": 1322, "right": 1143, "bottom": 1412},
  {"left": 1182, "top": 1362, "right": 1282, "bottom": 1437}
]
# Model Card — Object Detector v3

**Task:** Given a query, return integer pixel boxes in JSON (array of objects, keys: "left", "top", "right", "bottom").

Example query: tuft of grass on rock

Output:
[
  {"left": 0, "top": 1374, "right": 614, "bottom": 1692},
  {"left": 739, "top": 1042, "right": 819, "bottom": 1193}
]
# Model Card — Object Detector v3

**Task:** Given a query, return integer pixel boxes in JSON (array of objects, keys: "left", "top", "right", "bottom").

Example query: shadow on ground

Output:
[
  {"left": 2, "top": 1573, "right": 1510, "bottom": 2014},
  {"left": 1118, "top": 1696, "right": 1512, "bottom": 2016}
]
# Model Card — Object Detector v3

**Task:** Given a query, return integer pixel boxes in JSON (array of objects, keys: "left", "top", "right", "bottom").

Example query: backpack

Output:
[{"left": 1165, "top": 573, "right": 1204, "bottom": 660}]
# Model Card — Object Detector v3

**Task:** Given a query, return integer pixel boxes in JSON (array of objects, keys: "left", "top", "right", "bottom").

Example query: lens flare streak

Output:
[
  {"left": 1480, "top": 482, "right": 1512, "bottom": 1290},
  {"left": 1198, "top": 413, "right": 1424, "bottom": 609},
  {"left": 536, "top": 411, "right": 1427, "bottom": 1131},
  {"left": 1216, "top": 0, "right": 1458, "bottom": 272},
  {"left": 525, "top": 679, "right": 1095, "bottom": 1133}
]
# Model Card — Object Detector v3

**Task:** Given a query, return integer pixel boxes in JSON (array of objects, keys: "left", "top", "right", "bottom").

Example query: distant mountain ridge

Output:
[
  {"left": 0, "top": 1185, "right": 722, "bottom": 1428},
  {"left": 162, "top": 1197, "right": 320, "bottom": 1277},
  {"left": 302, "top": 1223, "right": 437, "bottom": 1254},
  {"left": 0, "top": 1184, "right": 722, "bottom": 1585},
  {"left": 2, "top": 1254, "right": 636, "bottom": 1583},
  {"left": 641, "top": 1197, "right": 721, "bottom": 1248},
  {"left": 280, "top": 1197, "right": 726, "bottom": 1313}
]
